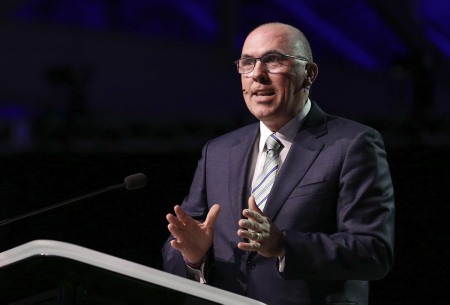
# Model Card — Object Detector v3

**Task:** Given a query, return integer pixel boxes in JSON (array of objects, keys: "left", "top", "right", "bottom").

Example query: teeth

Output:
[{"left": 256, "top": 91, "right": 273, "bottom": 96}]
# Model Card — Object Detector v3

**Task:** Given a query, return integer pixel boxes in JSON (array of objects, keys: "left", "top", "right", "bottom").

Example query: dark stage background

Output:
[{"left": 1, "top": 1, "right": 450, "bottom": 304}]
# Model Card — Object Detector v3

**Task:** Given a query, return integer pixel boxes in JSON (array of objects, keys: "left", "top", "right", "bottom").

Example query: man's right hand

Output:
[{"left": 166, "top": 204, "right": 221, "bottom": 265}]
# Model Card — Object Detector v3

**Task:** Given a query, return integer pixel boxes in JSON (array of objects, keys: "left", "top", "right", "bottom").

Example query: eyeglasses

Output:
[{"left": 234, "top": 53, "right": 309, "bottom": 74}]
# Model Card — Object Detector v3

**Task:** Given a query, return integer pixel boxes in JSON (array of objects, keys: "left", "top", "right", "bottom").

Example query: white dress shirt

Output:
[{"left": 250, "top": 99, "right": 311, "bottom": 193}]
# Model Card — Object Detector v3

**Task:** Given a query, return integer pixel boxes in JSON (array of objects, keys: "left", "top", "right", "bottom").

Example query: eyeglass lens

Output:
[{"left": 238, "top": 54, "right": 284, "bottom": 73}]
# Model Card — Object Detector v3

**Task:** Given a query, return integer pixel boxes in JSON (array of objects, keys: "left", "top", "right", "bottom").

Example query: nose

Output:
[{"left": 250, "top": 59, "right": 269, "bottom": 82}]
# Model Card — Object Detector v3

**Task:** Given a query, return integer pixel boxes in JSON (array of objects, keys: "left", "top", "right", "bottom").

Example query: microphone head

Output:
[{"left": 124, "top": 173, "right": 147, "bottom": 190}]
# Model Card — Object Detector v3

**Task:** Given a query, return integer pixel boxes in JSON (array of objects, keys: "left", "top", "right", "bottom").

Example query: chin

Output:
[{"left": 253, "top": 111, "right": 276, "bottom": 122}]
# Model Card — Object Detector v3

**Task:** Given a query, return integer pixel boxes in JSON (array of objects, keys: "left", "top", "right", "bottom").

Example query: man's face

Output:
[{"left": 241, "top": 25, "right": 307, "bottom": 131}]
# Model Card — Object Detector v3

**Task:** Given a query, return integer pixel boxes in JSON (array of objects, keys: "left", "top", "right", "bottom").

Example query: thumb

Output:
[
  {"left": 205, "top": 204, "right": 221, "bottom": 227},
  {"left": 248, "top": 196, "right": 263, "bottom": 215}
]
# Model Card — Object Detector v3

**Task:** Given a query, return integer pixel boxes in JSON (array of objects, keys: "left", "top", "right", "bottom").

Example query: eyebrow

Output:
[{"left": 240, "top": 49, "right": 283, "bottom": 58}]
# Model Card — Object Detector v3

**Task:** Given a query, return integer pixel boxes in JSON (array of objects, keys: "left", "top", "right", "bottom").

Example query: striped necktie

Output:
[{"left": 252, "top": 134, "right": 283, "bottom": 211}]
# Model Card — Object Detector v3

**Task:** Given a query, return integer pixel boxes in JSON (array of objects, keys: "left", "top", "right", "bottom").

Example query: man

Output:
[{"left": 162, "top": 22, "right": 394, "bottom": 305}]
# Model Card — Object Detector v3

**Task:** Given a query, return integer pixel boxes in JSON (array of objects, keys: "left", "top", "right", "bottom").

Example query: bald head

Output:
[{"left": 247, "top": 23, "right": 313, "bottom": 63}]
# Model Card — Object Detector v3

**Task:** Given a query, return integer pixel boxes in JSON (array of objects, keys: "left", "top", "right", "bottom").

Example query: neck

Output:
[
  {"left": 262, "top": 98, "right": 309, "bottom": 132},
  {"left": 262, "top": 113, "right": 297, "bottom": 132}
]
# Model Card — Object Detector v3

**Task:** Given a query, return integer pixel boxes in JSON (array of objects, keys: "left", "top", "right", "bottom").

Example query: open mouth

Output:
[{"left": 253, "top": 90, "right": 275, "bottom": 97}]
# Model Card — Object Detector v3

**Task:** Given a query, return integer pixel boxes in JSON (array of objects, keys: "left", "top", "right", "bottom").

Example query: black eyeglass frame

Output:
[{"left": 234, "top": 53, "right": 309, "bottom": 74}]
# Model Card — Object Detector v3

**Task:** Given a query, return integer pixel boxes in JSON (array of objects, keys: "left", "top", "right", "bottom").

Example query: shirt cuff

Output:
[
  {"left": 185, "top": 260, "right": 207, "bottom": 284},
  {"left": 278, "top": 256, "right": 285, "bottom": 273}
]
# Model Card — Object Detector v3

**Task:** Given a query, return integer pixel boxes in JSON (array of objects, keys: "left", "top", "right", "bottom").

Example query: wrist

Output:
[{"left": 183, "top": 256, "right": 203, "bottom": 269}]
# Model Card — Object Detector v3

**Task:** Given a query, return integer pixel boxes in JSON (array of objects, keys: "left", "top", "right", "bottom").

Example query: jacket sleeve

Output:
[
  {"left": 282, "top": 129, "right": 395, "bottom": 281},
  {"left": 162, "top": 141, "right": 213, "bottom": 280}
]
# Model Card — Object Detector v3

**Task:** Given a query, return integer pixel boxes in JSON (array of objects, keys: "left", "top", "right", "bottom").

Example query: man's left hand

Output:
[{"left": 237, "top": 196, "right": 286, "bottom": 258}]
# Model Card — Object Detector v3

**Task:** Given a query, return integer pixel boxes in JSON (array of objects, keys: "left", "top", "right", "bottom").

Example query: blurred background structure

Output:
[{"left": 0, "top": 0, "right": 449, "bottom": 304}]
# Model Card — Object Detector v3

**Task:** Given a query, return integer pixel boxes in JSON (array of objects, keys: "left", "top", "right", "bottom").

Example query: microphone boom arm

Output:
[{"left": 0, "top": 173, "right": 146, "bottom": 226}]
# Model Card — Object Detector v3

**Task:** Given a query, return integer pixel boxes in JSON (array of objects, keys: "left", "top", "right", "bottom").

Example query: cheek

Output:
[
  {"left": 241, "top": 79, "right": 252, "bottom": 98},
  {"left": 282, "top": 83, "right": 296, "bottom": 101},
  {"left": 243, "top": 94, "right": 251, "bottom": 107},
  {"left": 241, "top": 76, "right": 251, "bottom": 88},
  {"left": 243, "top": 94, "right": 255, "bottom": 112}
]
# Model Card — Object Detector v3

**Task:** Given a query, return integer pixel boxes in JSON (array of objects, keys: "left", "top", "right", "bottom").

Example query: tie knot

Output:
[{"left": 266, "top": 134, "right": 283, "bottom": 153}]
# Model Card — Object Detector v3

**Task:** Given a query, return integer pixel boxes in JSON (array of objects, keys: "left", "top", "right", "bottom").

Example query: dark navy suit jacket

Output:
[{"left": 163, "top": 102, "right": 395, "bottom": 305}]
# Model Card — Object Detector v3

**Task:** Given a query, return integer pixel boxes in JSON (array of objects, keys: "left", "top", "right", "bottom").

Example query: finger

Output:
[
  {"left": 173, "top": 205, "right": 194, "bottom": 224},
  {"left": 244, "top": 209, "right": 267, "bottom": 223},
  {"left": 166, "top": 213, "right": 185, "bottom": 228},
  {"left": 170, "top": 239, "right": 183, "bottom": 252},
  {"left": 252, "top": 231, "right": 261, "bottom": 241},
  {"left": 239, "top": 219, "right": 263, "bottom": 232},
  {"left": 238, "top": 241, "right": 261, "bottom": 251},
  {"left": 205, "top": 204, "right": 221, "bottom": 227},
  {"left": 237, "top": 229, "right": 260, "bottom": 241},
  {"left": 167, "top": 223, "right": 186, "bottom": 240}
]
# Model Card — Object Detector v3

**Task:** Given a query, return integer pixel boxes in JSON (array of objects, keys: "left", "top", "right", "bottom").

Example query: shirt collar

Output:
[{"left": 258, "top": 99, "right": 311, "bottom": 154}]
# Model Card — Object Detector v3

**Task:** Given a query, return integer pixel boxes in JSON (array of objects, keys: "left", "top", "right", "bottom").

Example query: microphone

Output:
[
  {"left": 124, "top": 173, "right": 147, "bottom": 190},
  {"left": 0, "top": 173, "right": 147, "bottom": 226}
]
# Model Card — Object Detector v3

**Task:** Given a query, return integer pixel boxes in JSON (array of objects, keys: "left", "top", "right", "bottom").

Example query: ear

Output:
[{"left": 304, "top": 62, "right": 318, "bottom": 86}]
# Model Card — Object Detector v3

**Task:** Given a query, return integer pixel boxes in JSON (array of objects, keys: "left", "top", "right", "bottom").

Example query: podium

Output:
[{"left": 0, "top": 240, "right": 265, "bottom": 305}]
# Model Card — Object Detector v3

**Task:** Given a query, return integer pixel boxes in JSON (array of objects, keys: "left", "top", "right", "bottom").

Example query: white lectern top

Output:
[{"left": 0, "top": 240, "right": 266, "bottom": 305}]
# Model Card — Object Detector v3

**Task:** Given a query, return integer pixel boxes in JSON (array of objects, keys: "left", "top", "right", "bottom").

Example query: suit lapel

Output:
[
  {"left": 263, "top": 102, "right": 328, "bottom": 221},
  {"left": 229, "top": 125, "right": 260, "bottom": 224}
]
